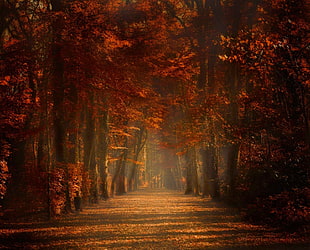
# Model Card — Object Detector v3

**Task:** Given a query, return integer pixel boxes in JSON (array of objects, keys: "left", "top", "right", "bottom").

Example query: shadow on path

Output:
[{"left": 0, "top": 188, "right": 309, "bottom": 249}]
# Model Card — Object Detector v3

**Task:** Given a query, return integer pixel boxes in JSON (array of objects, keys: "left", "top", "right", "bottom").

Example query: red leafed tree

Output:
[
  {"left": 219, "top": 0, "right": 310, "bottom": 228},
  {"left": 0, "top": 0, "right": 42, "bottom": 215}
]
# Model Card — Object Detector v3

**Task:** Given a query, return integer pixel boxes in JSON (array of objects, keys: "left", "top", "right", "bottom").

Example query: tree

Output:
[{"left": 219, "top": 0, "right": 309, "bottom": 227}]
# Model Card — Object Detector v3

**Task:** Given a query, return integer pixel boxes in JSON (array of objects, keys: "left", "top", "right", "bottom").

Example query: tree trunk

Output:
[
  {"left": 224, "top": 62, "right": 242, "bottom": 200},
  {"left": 128, "top": 127, "right": 146, "bottom": 192},
  {"left": 111, "top": 154, "right": 123, "bottom": 197},
  {"left": 184, "top": 148, "right": 199, "bottom": 195},
  {"left": 98, "top": 108, "right": 109, "bottom": 200},
  {"left": 83, "top": 98, "right": 98, "bottom": 204},
  {"left": 50, "top": 0, "right": 72, "bottom": 213},
  {"left": 117, "top": 161, "right": 126, "bottom": 195},
  {"left": 116, "top": 142, "right": 128, "bottom": 195}
]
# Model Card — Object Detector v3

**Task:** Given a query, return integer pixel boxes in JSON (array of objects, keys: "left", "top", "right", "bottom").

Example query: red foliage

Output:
[{"left": 244, "top": 188, "right": 310, "bottom": 230}]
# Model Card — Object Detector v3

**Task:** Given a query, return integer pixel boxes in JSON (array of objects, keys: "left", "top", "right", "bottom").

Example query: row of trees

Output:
[
  {"left": 164, "top": 0, "right": 309, "bottom": 229},
  {"left": 1, "top": 0, "right": 309, "bottom": 228},
  {"left": 1, "top": 0, "right": 169, "bottom": 217}
]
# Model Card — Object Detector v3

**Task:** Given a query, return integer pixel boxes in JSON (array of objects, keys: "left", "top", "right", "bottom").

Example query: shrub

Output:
[{"left": 243, "top": 187, "right": 310, "bottom": 231}]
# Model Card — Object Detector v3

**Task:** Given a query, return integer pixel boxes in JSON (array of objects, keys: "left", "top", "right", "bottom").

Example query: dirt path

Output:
[{"left": 0, "top": 188, "right": 308, "bottom": 249}]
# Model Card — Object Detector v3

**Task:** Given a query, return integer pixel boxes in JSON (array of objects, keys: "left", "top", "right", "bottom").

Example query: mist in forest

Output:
[{"left": 0, "top": 0, "right": 308, "bottom": 236}]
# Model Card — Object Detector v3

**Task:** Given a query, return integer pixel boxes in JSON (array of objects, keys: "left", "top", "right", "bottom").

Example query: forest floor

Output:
[{"left": 0, "top": 188, "right": 309, "bottom": 249}]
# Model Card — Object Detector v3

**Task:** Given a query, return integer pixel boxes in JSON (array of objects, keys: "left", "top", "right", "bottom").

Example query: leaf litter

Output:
[{"left": 0, "top": 188, "right": 308, "bottom": 249}]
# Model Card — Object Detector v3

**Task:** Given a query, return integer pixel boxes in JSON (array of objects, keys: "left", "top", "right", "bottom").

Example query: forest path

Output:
[{"left": 0, "top": 188, "right": 308, "bottom": 249}]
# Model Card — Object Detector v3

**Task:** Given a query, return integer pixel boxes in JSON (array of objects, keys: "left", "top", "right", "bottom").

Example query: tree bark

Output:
[
  {"left": 128, "top": 127, "right": 146, "bottom": 192},
  {"left": 184, "top": 148, "right": 199, "bottom": 195},
  {"left": 98, "top": 108, "right": 109, "bottom": 199},
  {"left": 83, "top": 96, "right": 98, "bottom": 204}
]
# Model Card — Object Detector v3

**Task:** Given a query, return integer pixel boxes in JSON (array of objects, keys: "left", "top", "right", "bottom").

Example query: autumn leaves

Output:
[{"left": 0, "top": 0, "right": 309, "bottom": 230}]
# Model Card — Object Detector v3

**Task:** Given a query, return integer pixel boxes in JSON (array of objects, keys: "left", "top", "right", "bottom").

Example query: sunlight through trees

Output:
[{"left": 0, "top": 0, "right": 309, "bottom": 234}]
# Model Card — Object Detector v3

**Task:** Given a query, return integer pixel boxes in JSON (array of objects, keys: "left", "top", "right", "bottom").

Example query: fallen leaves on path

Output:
[{"left": 0, "top": 189, "right": 308, "bottom": 249}]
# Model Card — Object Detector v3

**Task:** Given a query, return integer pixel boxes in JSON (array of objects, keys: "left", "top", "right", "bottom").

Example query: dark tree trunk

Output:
[
  {"left": 128, "top": 127, "right": 146, "bottom": 192},
  {"left": 224, "top": 62, "right": 241, "bottom": 200},
  {"left": 116, "top": 143, "right": 127, "bottom": 195},
  {"left": 83, "top": 98, "right": 98, "bottom": 204},
  {"left": 50, "top": 0, "right": 72, "bottom": 213},
  {"left": 184, "top": 148, "right": 199, "bottom": 195},
  {"left": 225, "top": 143, "right": 240, "bottom": 200},
  {"left": 111, "top": 155, "right": 123, "bottom": 197},
  {"left": 98, "top": 108, "right": 109, "bottom": 200}
]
